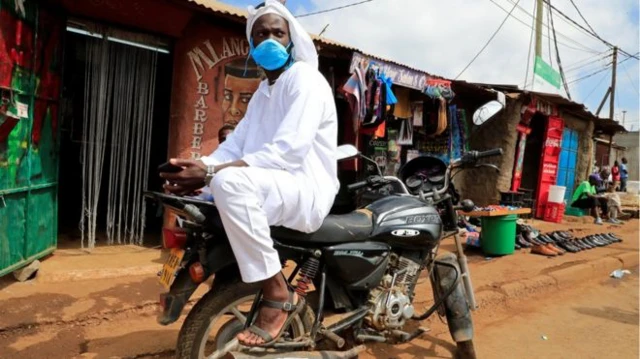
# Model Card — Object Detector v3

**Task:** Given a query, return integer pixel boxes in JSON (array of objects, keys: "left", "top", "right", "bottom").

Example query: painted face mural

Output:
[
  {"left": 171, "top": 30, "right": 264, "bottom": 161},
  {"left": 221, "top": 58, "right": 261, "bottom": 126}
]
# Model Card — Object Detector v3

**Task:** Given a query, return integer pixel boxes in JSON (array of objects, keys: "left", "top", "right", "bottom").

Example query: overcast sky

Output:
[{"left": 222, "top": 0, "right": 640, "bottom": 131}]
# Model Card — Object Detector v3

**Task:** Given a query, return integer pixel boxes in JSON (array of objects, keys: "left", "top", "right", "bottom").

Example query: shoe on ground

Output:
[
  {"left": 607, "top": 218, "right": 622, "bottom": 224},
  {"left": 605, "top": 233, "right": 623, "bottom": 243},
  {"left": 532, "top": 245, "right": 558, "bottom": 257},
  {"left": 570, "top": 240, "right": 587, "bottom": 251},
  {"left": 594, "top": 218, "right": 603, "bottom": 225},
  {"left": 546, "top": 243, "right": 565, "bottom": 255},
  {"left": 576, "top": 239, "right": 593, "bottom": 250},
  {"left": 517, "top": 234, "right": 533, "bottom": 248}
]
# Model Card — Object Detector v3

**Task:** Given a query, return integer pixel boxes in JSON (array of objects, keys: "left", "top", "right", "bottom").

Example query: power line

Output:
[
  {"left": 564, "top": 51, "right": 610, "bottom": 69},
  {"left": 566, "top": 55, "right": 635, "bottom": 85},
  {"left": 499, "top": 0, "right": 601, "bottom": 53},
  {"left": 548, "top": 0, "right": 570, "bottom": 98},
  {"left": 565, "top": 52, "right": 612, "bottom": 73},
  {"left": 295, "top": 0, "right": 374, "bottom": 18},
  {"left": 567, "top": 63, "right": 612, "bottom": 85},
  {"left": 455, "top": 0, "right": 522, "bottom": 80},
  {"left": 568, "top": 0, "right": 599, "bottom": 36},
  {"left": 581, "top": 69, "right": 609, "bottom": 102},
  {"left": 542, "top": 0, "right": 639, "bottom": 60},
  {"left": 621, "top": 62, "right": 640, "bottom": 96}
]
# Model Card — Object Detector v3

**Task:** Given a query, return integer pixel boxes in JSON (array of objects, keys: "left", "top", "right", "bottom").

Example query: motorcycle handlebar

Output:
[
  {"left": 476, "top": 148, "right": 503, "bottom": 159},
  {"left": 347, "top": 180, "right": 369, "bottom": 192}
]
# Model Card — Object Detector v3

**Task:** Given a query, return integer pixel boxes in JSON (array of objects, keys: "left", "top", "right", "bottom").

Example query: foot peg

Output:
[{"left": 320, "top": 327, "right": 346, "bottom": 348}]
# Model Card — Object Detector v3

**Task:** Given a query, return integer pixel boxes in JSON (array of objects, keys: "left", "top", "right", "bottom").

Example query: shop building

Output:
[
  {"left": 0, "top": 0, "right": 530, "bottom": 276},
  {"left": 457, "top": 84, "right": 627, "bottom": 217}
]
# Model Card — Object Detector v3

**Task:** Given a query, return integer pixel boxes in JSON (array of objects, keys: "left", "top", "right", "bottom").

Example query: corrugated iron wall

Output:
[{"left": 0, "top": 0, "right": 64, "bottom": 276}]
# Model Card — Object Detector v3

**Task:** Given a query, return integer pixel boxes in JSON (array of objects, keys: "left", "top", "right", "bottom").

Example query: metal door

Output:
[
  {"left": 535, "top": 116, "right": 564, "bottom": 218},
  {"left": 556, "top": 128, "right": 579, "bottom": 203},
  {"left": 0, "top": 1, "right": 64, "bottom": 276}
]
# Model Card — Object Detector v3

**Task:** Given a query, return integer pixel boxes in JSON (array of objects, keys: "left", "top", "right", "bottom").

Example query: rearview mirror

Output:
[
  {"left": 472, "top": 100, "right": 504, "bottom": 126},
  {"left": 336, "top": 144, "right": 359, "bottom": 161}
]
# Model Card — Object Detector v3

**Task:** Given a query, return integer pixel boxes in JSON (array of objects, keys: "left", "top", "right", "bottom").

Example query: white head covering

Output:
[{"left": 247, "top": 0, "right": 318, "bottom": 69}]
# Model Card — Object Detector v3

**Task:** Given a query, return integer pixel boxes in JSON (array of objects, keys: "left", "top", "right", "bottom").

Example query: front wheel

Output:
[
  {"left": 176, "top": 280, "right": 314, "bottom": 359},
  {"left": 434, "top": 253, "right": 476, "bottom": 359}
]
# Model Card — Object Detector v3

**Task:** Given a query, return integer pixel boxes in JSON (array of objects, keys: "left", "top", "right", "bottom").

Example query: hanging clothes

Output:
[
  {"left": 340, "top": 65, "right": 367, "bottom": 132},
  {"left": 411, "top": 101, "right": 423, "bottom": 127},
  {"left": 397, "top": 118, "right": 413, "bottom": 145},
  {"left": 393, "top": 87, "right": 412, "bottom": 119}
]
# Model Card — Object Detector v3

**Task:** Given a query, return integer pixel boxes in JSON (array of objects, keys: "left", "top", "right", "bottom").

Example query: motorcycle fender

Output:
[
  {"left": 157, "top": 241, "right": 237, "bottom": 325},
  {"left": 436, "top": 253, "right": 474, "bottom": 342}
]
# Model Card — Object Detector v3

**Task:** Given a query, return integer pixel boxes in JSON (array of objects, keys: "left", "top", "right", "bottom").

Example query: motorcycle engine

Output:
[{"left": 365, "top": 254, "right": 421, "bottom": 331}]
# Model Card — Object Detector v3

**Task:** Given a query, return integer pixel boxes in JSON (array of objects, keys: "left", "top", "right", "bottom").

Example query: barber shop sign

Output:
[{"left": 168, "top": 22, "right": 264, "bottom": 161}]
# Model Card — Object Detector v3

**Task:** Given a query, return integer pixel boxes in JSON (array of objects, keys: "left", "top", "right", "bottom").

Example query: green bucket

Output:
[{"left": 480, "top": 214, "right": 518, "bottom": 256}]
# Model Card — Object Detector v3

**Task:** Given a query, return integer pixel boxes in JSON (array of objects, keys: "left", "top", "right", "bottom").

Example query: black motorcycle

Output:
[{"left": 149, "top": 102, "right": 504, "bottom": 359}]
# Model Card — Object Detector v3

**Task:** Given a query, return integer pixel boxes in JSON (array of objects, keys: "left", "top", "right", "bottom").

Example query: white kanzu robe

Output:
[{"left": 201, "top": 61, "right": 339, "bottom": 283}]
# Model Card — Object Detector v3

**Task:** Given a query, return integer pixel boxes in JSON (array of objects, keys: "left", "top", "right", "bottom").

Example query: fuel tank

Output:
[{"left": 366, "top": 195, "right": 442, "bottom": 249}]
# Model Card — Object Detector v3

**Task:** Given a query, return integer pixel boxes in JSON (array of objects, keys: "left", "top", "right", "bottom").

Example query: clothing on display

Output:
[
  {"left": 397, "top": 118, "right": 413, "bottom": 145},
  {"left": 393, "top": 87, "right": 412, "bottom": 119},
  {"left": 411, "top": 101, "right": 423, "bottom": 127}
]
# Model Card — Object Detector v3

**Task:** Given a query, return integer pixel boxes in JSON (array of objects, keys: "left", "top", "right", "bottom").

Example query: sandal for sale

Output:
[{"left": 242, "top": 289, "right": 306, "bottom": 348}]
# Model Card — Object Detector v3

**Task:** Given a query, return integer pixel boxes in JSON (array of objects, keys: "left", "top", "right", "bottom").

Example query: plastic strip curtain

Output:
[{"left": 80, "top": 35, "right": 157, "bottom": 249}]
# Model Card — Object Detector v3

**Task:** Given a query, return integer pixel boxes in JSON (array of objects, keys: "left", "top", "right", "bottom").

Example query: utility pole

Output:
[
  {"left": 607, "top": 47, "right": 618, "bottom": 165},
  {"left": 535, "top": 0, "right": 544, "bottom": 58},
  {"left": 609, "top": 47, "right": 618, "bottom": 121}
]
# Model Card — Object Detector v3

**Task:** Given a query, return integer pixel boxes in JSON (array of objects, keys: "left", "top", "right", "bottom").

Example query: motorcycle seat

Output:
[{"left": 271, "top": 209, "right": 373, "bottom": 245}]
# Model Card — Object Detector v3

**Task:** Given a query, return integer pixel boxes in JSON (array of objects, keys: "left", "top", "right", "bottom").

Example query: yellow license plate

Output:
[{"left": 160, "top": 248, "right": 185, "bottom": 289}]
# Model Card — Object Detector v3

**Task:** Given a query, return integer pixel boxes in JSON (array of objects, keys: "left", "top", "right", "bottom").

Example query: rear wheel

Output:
[
  {"left": 434, "top": 253, "right": 476, "bottom": 359},
  {"left": 176, "top": 280, "right": 314, "bottom": 359}
]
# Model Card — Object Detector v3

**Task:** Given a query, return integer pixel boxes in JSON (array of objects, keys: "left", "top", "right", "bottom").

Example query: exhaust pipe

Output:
[{"left": 228, "top": 345, "right": 366, "bottom": 359}]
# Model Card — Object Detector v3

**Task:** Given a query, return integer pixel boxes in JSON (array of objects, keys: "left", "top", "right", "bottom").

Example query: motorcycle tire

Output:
[
  {"left": 176, "top": 279, "right": 315, "bottom": 359},
  {"left": 434, "top": 253, "right": 477, "bottom": 359}
]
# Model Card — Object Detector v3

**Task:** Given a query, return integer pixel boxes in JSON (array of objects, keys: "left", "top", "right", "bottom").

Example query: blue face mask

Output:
[{"left": 250, "top": 39, "right": 292, "bottom": 71}]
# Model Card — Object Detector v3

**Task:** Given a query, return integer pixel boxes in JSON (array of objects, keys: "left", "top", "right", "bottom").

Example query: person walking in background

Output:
[
  {"left": 611, "top": 160, "right": 621, "bottom": 191},
  {"left": 620, "top": 157, "right": 629, "bottom": 192}
]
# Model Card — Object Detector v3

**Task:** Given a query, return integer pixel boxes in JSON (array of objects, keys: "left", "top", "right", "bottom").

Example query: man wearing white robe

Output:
[{"left": 161, "top": 0, "right": 338, "bottom": 347}]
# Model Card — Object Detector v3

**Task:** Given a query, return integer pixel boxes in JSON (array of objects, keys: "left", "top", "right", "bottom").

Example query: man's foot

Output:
[
  {"left": 594, "top": 217, "right": 603, "bottom": 225},
  {"left": 607, "top": 218, "right": 622, "bottom": 224},
  {"left": 237, "top": 274, "right": 302, "bottom": 347}
]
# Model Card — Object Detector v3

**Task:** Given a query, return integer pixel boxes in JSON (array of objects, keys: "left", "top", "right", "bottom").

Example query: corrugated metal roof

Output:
[
  {"left": 187, "top": 0, "right": 248, "bottom": 19},
  {"left": 471, "top": 82, "right": 628, "bottom": 134},
  {"left": 183, "top": 0, "right": 444, "bottom": 80}
]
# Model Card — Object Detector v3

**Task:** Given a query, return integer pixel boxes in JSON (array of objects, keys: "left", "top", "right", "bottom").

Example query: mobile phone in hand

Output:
[{"left": 158, "top": 162, "right": 183, "bottom": 173}]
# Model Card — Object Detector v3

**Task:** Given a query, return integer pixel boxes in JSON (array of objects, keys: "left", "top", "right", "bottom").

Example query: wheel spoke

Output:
[{"left": 230, "top": 307, "right": 247, "bottom": 324}]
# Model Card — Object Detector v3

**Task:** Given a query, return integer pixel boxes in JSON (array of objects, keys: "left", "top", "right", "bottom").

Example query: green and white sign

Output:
[{"left": 533, "top": 56, "right": 562, "bottom": 95}]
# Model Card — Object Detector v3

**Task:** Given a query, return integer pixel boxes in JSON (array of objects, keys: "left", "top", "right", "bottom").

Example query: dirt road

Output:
[
  {"left": 1, "top": 219, "right": 638, "bottom": 358},
  {"left": 364, "top": 271, "right": 639, "bottom": 359},
  {"left": 1, "top": 270, "right": 636, "bottom": 359}
]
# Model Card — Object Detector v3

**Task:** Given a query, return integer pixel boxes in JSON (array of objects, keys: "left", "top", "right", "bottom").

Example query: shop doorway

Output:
[
  {"left": 57, "top": 26, "right": 172, "bottom": 249},
  {"left": 519, "top": 113, "right": 546, "bottom": 194}
]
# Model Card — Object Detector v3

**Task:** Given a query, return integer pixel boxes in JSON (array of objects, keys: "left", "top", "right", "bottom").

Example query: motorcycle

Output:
[{"left": 148, "top": 100, "right": 504, "bottom": 359}]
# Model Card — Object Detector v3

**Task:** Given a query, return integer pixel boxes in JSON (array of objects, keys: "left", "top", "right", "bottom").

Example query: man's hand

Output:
[{"left": 160, "top": 159, "right": 207, "bottom": 195}]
